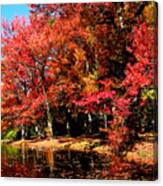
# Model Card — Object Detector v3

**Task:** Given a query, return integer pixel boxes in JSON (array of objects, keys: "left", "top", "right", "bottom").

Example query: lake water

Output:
[{"left": 1, "top": 144, "right": 156, "bottom": 180}]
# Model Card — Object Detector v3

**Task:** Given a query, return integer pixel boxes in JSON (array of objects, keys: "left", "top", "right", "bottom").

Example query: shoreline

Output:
[
  {"left": 1, "top": 136, "right": 156, "bottom": 166},
  {"left": 3, "top": 137, "right": 112, "bottom": 156}
]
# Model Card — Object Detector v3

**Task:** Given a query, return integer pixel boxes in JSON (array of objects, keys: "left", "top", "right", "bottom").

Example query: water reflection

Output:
[
  {"left": 1, "top": 145, "right": 111, "bottom": 179},
  {"left": 1, "top": 145, "right": 156, "bottom": 180}
]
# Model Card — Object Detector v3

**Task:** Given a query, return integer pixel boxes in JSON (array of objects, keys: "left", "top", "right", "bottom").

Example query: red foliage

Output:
[{"left": 1, "top": 3, "right": 157, "bottom": 149}]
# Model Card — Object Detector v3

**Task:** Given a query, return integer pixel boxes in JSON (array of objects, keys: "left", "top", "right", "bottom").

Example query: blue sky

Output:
[{"left": 1, "top": 4, "right": 30, "bottom": 24}]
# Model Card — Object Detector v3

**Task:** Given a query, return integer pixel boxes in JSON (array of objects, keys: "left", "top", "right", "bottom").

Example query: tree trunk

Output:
[
  {"left": 47, "top": 108, "right": 53, "bottom": 138},
  {"left": 35, "top": 125, "right": 42, "bottom": 138},
  {"left": 66, "top": 121, "right": 70, "bottom": 136},
  {"left": 21, "top": 125, "right": 25, "bottom": 140},
  {"left": 104, "top": 114, "right": 107, "bottom": 129},
  {"left": 88, "top": 113, "right": 92, "bottom": 134},
  {"left": 42, "top": 85, "right": 53, "bottom": 138},
  {"left": 66, "top": 108, "right": 71, "bottom": 135}
]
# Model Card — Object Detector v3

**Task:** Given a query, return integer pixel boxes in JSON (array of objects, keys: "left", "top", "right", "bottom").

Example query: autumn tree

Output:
[{"left": 1, "top": 2, "right": 157, "bottom": 147}]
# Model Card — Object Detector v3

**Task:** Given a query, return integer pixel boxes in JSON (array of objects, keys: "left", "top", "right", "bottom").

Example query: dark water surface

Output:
[
  {"left": 1, "top": 144, "right": 156, "bottom": 180},
  {"left": 1, "top": 144, "right": 111, "bottom": 179}
]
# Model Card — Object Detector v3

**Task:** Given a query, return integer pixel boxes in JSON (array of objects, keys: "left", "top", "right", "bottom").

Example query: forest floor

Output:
[{"left": 2, "top": 132, "right": 157, "bottom": 167}]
